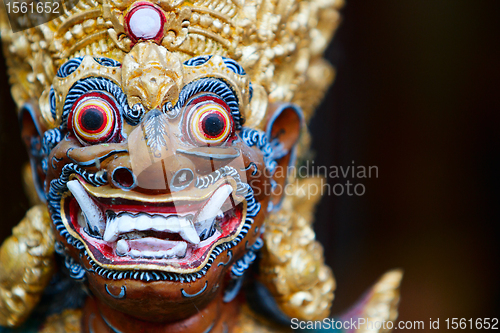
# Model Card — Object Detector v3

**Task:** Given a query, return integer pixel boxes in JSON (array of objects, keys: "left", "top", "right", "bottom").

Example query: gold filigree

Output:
[
  {"left": 0, "top": 205, "right": 55, "bottom": 327},
  {"left": 259, "top": 177, "right": 336, "bottom": 320},
  {"left": 103, "top": 0, "right": 192, "bottom": 52},
  {"left": 162, "top": 7, "right": 192, "bottom": 49},
  {"left": 233, "top": 305, "right": 291, "bottom": 333},
  {"left": 39, "top": 309, "right": 82, "bottom": 333},
  {"left": 0, "top": 0, "right": 343, "bottom": 126},
  {"left": 235, "top": 270, "right": 403, "bottom": 333},
  {"left": 355, "top": 270, "right": 403, "bottom": 333},
  {"left": 122, "top": 42, "right": 184, "bottom": 109}
]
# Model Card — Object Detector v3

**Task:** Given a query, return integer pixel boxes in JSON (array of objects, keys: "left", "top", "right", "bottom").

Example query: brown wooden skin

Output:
[
  {"left": 82, "top": 291, "right": 242, "bottom": 333},
  {"left": 47, "top": 103, "right": 301, "bottom": 332}
]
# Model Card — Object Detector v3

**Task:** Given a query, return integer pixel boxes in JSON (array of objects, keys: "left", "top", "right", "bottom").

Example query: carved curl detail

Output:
[
  {"left": 259, "top": 177, "right": 336, "bottom": 320},
  {"left": 0, "top": 205, "right": 55, "bottom": 327}
]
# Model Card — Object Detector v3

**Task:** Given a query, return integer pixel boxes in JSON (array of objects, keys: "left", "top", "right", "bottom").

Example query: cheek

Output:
[
  {"left": 45, "top": 136, "right": 125, "bottom": 188},
  {"left": 240, "top": 146, "right": 271, "bottom": 202},
  {"left": 45, "top": 137, "right": 80, "bottom": 189}
]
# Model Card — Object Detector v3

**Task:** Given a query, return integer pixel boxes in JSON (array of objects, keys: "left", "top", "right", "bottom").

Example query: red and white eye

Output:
[
  {"left": 187, "top": 95, "right": 234, "bottom": 146},
  {"left": 71, "top": 92, "right": 118, "bottom": 144}
]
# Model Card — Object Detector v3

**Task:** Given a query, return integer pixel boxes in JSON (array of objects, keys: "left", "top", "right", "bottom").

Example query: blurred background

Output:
[
  {"left": 311, "top": 0, "right": 500, "bottom": 325},
  {"left": 1, "top": 0, "right": 499, "bottom": 329}
]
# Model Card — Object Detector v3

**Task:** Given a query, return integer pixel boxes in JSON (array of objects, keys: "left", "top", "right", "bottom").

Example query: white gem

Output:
[{"left": 129, "top": 7, "right": 162, "bottom": 39}]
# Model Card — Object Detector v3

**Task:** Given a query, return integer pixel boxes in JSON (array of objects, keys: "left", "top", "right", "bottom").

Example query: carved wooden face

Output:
[{"left": 28, "top": 43, "right": 302, "bottom": 322}]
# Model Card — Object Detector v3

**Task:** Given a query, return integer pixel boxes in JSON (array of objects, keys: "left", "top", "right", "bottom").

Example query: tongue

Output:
[{"left": 126, "top": 237, "right": 180, "bottom": 251}]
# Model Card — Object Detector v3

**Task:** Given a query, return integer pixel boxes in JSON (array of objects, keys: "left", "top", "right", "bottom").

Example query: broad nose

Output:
[
  {"left": 108, "top": 109, "right": 197, "bottom": 193},
  {"left": 108, "top": 150, "right": 197, "bottom": 193},
  {"left": 133, "top": 155, "right": 196, "bottom": 192}
]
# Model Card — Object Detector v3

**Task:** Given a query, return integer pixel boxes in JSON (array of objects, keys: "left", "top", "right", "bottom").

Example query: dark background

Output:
[
  {"left": 311, "top": 0, "right": 500, "bottom": 325},
  {"left": 1, "top": 0, "right": 499, "bottom": 330}
]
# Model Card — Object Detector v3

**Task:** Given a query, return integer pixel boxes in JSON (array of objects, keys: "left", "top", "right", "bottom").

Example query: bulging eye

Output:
[
  {"left": 70, "top": 92, "right": 120, "bottom": 144},
  {"left": 187, "top": 95, "right": 234, "bottom": 146}
]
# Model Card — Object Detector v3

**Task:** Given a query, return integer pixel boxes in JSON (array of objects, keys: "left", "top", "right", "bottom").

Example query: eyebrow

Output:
[
  {"left": 56, "top": 57, "right": 121, "bottom": 78},
  {"left": 174, "top": 78, "right": 243, "bottom": 130}
]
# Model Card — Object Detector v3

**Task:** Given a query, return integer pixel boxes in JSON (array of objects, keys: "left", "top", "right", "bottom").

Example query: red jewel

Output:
[{"left": 125, "top": 2, "right": 166, "bottom": 43}]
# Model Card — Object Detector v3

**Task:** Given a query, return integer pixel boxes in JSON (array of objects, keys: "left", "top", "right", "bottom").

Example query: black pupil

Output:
[
  {"left": 81, "top": 108, "right": 104, "bottom": 131},
  {"left": 202, "top": 114, "right": 225, "bottom": 137}
]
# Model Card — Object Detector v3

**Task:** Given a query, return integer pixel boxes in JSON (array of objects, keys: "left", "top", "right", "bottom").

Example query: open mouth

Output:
[{"left": 61, "top": 175, "right": 246, "bottom": 273}]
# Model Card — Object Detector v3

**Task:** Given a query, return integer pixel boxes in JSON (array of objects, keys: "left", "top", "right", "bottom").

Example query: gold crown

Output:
[{"left": 0, "top": 0, "right": 342, "bottom": 129}]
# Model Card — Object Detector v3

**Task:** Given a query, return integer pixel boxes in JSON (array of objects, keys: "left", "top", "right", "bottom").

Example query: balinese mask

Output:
[{"left": 0, "top": 0, "right": 402, "bottom": 332}]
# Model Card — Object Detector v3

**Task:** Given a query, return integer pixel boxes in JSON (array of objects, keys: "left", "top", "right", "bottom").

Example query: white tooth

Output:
[
  {"left": 196, "top": 217, "right": 216, "bottom": 238},
  {"left": 103, "top": 216, "right": 119, "bottom": 242},
  {"left": 134, "top": 215, "right": 152, "bottom": 232},
  {"left": 163, "top": 215, "right": 181, "bottom": 233},
  {"left": 77, "top": 211, "right": 86, "bottom": 228},
  {"left": 129, "top": 249, "right": 141, "bottom": 259},
  {"left": 217, "top": 209, "right": 224, "bottom": 219},
  {"left": 116, "top": 239, "right": 129, "bottom": 255},
  {"left": 150, "top": 216, "right": 167, "bottom": 231},
  {"left": 179, "top": 217, "right": 200, "bottom": 244},
  {"left": 194, "top": 184, "right": 233, "bottom": 235},
  {"left": 67, "top": 180, "right": 105, "bottom": 235},
  {"left": 141, "top": 250, "right": 155, "bottom": 259},
  {"left": 166, "top": 242, "right": 187, "bottom": 258},
  {"left": 104, "top": 213, "right": 200, "bottom": 245},
  {"left": 118, "top": 215, "right": 135, "bottom": 236}
]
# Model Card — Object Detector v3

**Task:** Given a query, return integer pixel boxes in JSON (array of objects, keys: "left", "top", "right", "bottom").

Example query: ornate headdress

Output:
[{"left": 0, "top": 0, "right": 342, "bottom": 126}]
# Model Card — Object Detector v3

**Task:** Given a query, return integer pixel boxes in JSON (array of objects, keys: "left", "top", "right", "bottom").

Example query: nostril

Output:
[
  {"left": 170, "top": 168, "right": 194, "bottom": 191},
  {"left": 112, "top": 167, "right": 137, "bottom": 190}
]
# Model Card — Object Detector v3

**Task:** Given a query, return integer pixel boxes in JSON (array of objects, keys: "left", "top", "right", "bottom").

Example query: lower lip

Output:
[{"left": 64, "top": 198, "right": 244, "bottom": 271}]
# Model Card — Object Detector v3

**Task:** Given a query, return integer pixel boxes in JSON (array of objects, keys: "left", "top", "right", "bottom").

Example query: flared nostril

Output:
[
  {"left": 170, "top": 168, "right": 194, "bottom": 191},
  {"left": 111, "top": 167, "right": 137, "bottom": 190}
]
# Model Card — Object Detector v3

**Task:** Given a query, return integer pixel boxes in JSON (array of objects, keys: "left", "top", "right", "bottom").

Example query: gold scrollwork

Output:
[
  {"left": 0, "top": 205, "right": 55, "bottom": 328},
  {"left": 259, "top": 177, "right": 336, "bottom": 321}
]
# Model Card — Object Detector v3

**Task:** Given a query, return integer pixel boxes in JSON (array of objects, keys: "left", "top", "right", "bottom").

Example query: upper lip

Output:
[{"left": 71, "top": 174, "right": 239, "bottom": 203}]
